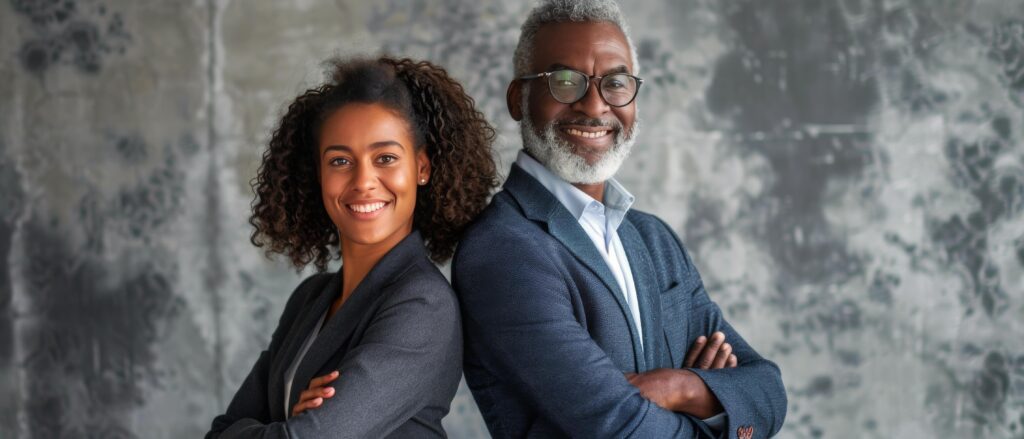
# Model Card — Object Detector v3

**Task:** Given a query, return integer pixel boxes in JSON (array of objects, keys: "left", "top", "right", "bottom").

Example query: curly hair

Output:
[{"left": 249, "top": 56, "right": 498, "bottom": 271}]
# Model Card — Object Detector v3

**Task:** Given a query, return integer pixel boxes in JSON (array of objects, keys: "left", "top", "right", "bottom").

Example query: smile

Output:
[
  {"left": 347, "top": 201, "right": 389, "bottom": 213},
  {"left": 562, "top": 128, "right": 611, "bottom": 139}
]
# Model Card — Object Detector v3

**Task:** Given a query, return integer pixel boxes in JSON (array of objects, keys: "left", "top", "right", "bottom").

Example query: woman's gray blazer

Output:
[{"left": 207, "top": 231, "right": 462, "bottom": 438}]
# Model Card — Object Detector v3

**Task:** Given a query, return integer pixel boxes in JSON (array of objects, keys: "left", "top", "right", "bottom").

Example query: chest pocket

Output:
[{"left": 660, "top": 283, "right": 691, "bottom": 368}]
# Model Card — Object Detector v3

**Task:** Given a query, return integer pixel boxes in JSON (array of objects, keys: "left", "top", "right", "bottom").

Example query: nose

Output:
[
  {"left": 351, "top": 160, "right": 378, "bottom": 193},
  {"left": 569, "top": 78, "right": 610, "bottom": 119}
]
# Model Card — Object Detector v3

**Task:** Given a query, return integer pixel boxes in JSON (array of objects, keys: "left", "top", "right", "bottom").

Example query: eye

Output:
[
  {"left": 376, "top": 154, "right": 398, "bottom": 164},
  {"left": 605, "top": 80, "right": 625, "bottom": 89},
  {"left": 328, "top": 157, "right": 350, "bottom": 166},
  {"left": 551, "top": 70, "right": 580, "bottom": 88},
  {"left": 603, "top": 76, "right": 629, "bottom": 89}
]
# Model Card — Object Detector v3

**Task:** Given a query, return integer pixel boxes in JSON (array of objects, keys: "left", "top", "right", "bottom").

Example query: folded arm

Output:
[
  {"left": 206, "top": 275, "right": 323, "bottom": 439},
  {"left": 664, "top": 219, "right": 788, "bottom": 438},
  {"left": 628, "top": 331, "right": 737, "bottom": 418},
  {"left": 455, "top": 240, "right": 702, "bottom": 438},
  {"left": 208, "top": 282, "right": 462, "bottom": 439}
]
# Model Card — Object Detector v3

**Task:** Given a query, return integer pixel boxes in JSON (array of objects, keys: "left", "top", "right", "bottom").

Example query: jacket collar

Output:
[
  {"left": 504, "top": 165, "right": 648, "bottom": 371},
  {"left": 269, "top": 231, "right": 427, "bottom": 419}
]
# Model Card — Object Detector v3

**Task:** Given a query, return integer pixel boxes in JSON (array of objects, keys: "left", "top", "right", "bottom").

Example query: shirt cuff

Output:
[{"left": 702, "top": 412, "right": 727, "bottom": 432}]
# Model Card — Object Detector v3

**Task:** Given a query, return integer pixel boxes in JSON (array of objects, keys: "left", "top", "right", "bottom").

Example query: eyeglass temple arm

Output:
[{"left": 517, "top": 72, "right": 550, "bottom": 80}]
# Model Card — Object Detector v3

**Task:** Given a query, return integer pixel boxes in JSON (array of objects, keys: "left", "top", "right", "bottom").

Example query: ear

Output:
[
  {"left": 416, "top": 148, "right": 431, "bottom": 185},
  {"left": 506, "top": 80, "right": 523, "bottom": 122}
]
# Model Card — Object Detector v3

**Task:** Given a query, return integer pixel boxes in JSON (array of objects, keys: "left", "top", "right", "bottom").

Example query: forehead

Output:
[
  {"left": 530, "top": 21, "right": 632, "bottom": 73},
  {"left": 320, "top": 103, "right": 412, "bottom": 144}
]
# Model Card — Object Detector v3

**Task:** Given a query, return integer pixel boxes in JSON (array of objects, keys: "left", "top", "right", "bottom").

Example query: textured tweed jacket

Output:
[{"left": 453, "top": 164, "right": 787, "bottom": 439}]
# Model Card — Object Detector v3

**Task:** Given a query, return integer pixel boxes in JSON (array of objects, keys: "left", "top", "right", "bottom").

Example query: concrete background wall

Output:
[{"left": 1, "top": 0, "right": 1022, "bottom": 437}]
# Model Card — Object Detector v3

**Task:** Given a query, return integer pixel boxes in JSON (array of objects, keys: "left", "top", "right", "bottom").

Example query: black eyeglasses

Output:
[{"left": 519, "top": 68, "right": 643, "bottom": 107}]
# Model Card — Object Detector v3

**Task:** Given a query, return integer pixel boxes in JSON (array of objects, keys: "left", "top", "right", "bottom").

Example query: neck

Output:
[
  {"left": 572, "top": 181, "right": 605, "bottom": 203},
  {"left": 337, "top": 226, "right": 412, "bottom": 304}
]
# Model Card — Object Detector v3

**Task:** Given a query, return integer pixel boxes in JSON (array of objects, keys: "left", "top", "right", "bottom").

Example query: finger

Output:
[
  {"left": 292, "top": 400, "right": 307, "bottom": 417},
  {"left": 683, "top": 336, "right": 707, "bottom": 368},
  {"left": 712, "top": 343, "right": 732, "bottom": 369},
  {"left": 698, "top": 332, "right": 726, "bottom": 369},
  {"left": 305, "top": 371, "right": 339, "bottom": 391},
  {"left": 697, "top": 332, "right": 725, "bottom": 369},
  {"left": 301, "top": 385, "right": 335, "bottom": 403},
  {"left": 321, "top": 386, "right": 335, "bottom": 398},
  {"left": 298, "top": 388, "right": 316, "bottom": 404},
  {"left": 291, "top": 397, "right": 323, "bottom": 417},
  {"left": 727, "top": 354, "right": 738, "bottom": 368},
  {"left": 307, "top": 371, "right": 340, "bottom": 389}
]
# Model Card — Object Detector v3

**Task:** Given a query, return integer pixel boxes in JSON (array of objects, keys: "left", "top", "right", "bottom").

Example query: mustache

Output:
[{"left": 554, "top": 118, "right": 621, "bottom": 130}]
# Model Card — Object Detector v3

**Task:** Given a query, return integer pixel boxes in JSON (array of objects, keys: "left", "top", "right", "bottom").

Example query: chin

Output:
[
  {"left": 521, "top": 113, "right": 638, "bottom": 185},
  {"left": 341, "top": 226, "right": 393, "bottom": 246}
]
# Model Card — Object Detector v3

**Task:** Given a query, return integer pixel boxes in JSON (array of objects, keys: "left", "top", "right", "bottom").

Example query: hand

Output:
[
  {"left": 625, "top": 368, "right": 687, "bottom": 412},
  {"left": 625, "top": 368, "right": 723, "bottom": 418},
  {"left": 683, "top": 331, "right": 737, "bottom": 369},
  {"left": 291, "top": 370, "right": 339, "bottom": 417}
]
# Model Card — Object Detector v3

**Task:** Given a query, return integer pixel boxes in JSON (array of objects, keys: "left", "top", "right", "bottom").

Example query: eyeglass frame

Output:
[{"left": 518, "top": 68, "right": 644, "bottom": 108}]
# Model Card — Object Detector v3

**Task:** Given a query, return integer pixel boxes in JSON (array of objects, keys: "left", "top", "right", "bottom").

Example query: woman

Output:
[{"left": 206, "top": 56, "right": 498, "bottom": 438}]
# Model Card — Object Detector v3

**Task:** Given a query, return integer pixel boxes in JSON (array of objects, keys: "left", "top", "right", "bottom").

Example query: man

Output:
[{"left": 452, "top": 1, "right": 787, "bottom": 437}]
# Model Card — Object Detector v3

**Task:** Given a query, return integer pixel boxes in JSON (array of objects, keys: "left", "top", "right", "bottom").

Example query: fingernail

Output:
[
  {"left": 324, "top": 387, "right": 334, "bottom": 396},
  {"left": 697, "top": 336, "right": 706, "bottom": 343},
  {"left": 314, "top": 397, "right": 322, "bottom": 405}
]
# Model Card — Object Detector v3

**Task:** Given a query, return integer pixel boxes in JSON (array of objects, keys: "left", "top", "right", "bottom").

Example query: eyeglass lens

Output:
[{"left": 546, "top": 70, "right": 638, "bottom": 107}]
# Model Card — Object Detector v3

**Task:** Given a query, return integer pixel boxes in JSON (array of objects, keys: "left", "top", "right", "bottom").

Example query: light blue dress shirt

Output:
[
  {"left": 515, "top": 151, "right": 726, "bottom": 431},
  {"left": 515, "top": 151, "right": 643, "bottom": 349}
]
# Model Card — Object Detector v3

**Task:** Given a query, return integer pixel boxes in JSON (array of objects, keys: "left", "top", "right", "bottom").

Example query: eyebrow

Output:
[
  {"left": 548, "top": 63, "right": 631, "bottom": 76},
  {"left": 322, "top": 140, "right": 406, "bottom": 156}
]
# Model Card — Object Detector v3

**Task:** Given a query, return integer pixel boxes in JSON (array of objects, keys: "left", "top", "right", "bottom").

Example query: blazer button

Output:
[{"left": 737, "top": 425, "right": 754, "bottom": 439}]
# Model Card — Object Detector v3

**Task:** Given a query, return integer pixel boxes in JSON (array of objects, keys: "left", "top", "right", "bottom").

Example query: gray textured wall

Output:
[{"left": 1, "top": 0, "right": 1022, "bottom": 438}]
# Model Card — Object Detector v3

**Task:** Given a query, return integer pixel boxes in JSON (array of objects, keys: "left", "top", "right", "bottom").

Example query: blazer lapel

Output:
[
  {"left": 286, "top": 231, "right": 425, "bottom": 414},
  {"left": 504, "top": 165, "right": 644, "bottom": 370},
  {"left": 618, "top": 219, "right": 663, "bottom": 371},
  {"left": 268, "top": 271, "right": 340, "bottom": 420}
]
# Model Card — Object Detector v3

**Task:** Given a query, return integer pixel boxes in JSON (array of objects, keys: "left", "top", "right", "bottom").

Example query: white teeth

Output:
[
  {"left": 348, "top": 202, "right": 386, "bottom": 213},
  {"left": 565, "top": 128, "right": 609, "bottom": 139}
]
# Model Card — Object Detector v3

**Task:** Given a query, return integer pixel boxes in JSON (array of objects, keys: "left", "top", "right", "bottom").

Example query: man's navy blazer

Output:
[
  {"left": 207, "top": 231, "right": 462, "bottom": 438},
  {"left": 453, "top": 165, "right": 787, "bottom": 438}
]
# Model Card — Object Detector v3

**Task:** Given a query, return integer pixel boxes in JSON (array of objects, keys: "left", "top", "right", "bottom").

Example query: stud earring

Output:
[{"left": 420, "top": 179, "right": 427, "bottom": 185}]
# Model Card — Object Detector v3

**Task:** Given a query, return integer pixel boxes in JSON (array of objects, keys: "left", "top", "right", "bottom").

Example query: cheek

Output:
[
  {"left": 613, "top": 107, "right": 636, "bottom": 128},
  {"left": 318, "top": 173, "right": 352, "bottom": 219},
  {"left": 382, "top": 165, "right": 419, "bottom": 199},
  {"left": 528, "top": 89, "right": 558, "bottom": 124},
  {"left": 319, "top": 172, "right": 346, "bottom": 196},
  {"left": 529, "top": 106, "right": 560, "bottom": 132}
]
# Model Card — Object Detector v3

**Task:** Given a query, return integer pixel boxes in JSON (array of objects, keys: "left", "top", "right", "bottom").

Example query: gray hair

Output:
[{"left": 513, "top": 0, "right": 640, "bottom": 78}]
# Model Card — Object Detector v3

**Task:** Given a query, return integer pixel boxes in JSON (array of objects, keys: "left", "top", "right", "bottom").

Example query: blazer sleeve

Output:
[
  {"left": 454, "top": 234, "right": 701, "bottom": 438},
  {"left": 660, "top": 218, "right": 788, "bottom": 438},
  {"left": 210, "top": 273, "right": 463, "bottom": 439},
  {"left": 205, "top": 274, "right": 324, "bottom": 439}
]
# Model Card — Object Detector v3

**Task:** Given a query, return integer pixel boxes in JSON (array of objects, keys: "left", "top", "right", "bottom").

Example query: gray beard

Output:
[{"left": 519, "top": 88, "right": 639, "bottom": 185}]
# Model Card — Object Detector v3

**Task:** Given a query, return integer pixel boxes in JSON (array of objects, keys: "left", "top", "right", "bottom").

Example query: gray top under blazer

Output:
[{"left": 207, "top": 231, "right": 463, "bottom": 438}]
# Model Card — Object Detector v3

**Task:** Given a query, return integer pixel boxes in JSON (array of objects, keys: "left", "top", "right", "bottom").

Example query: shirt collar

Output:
[{"left": 514, "top": 150, "right": 635, "bottom": 228}]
